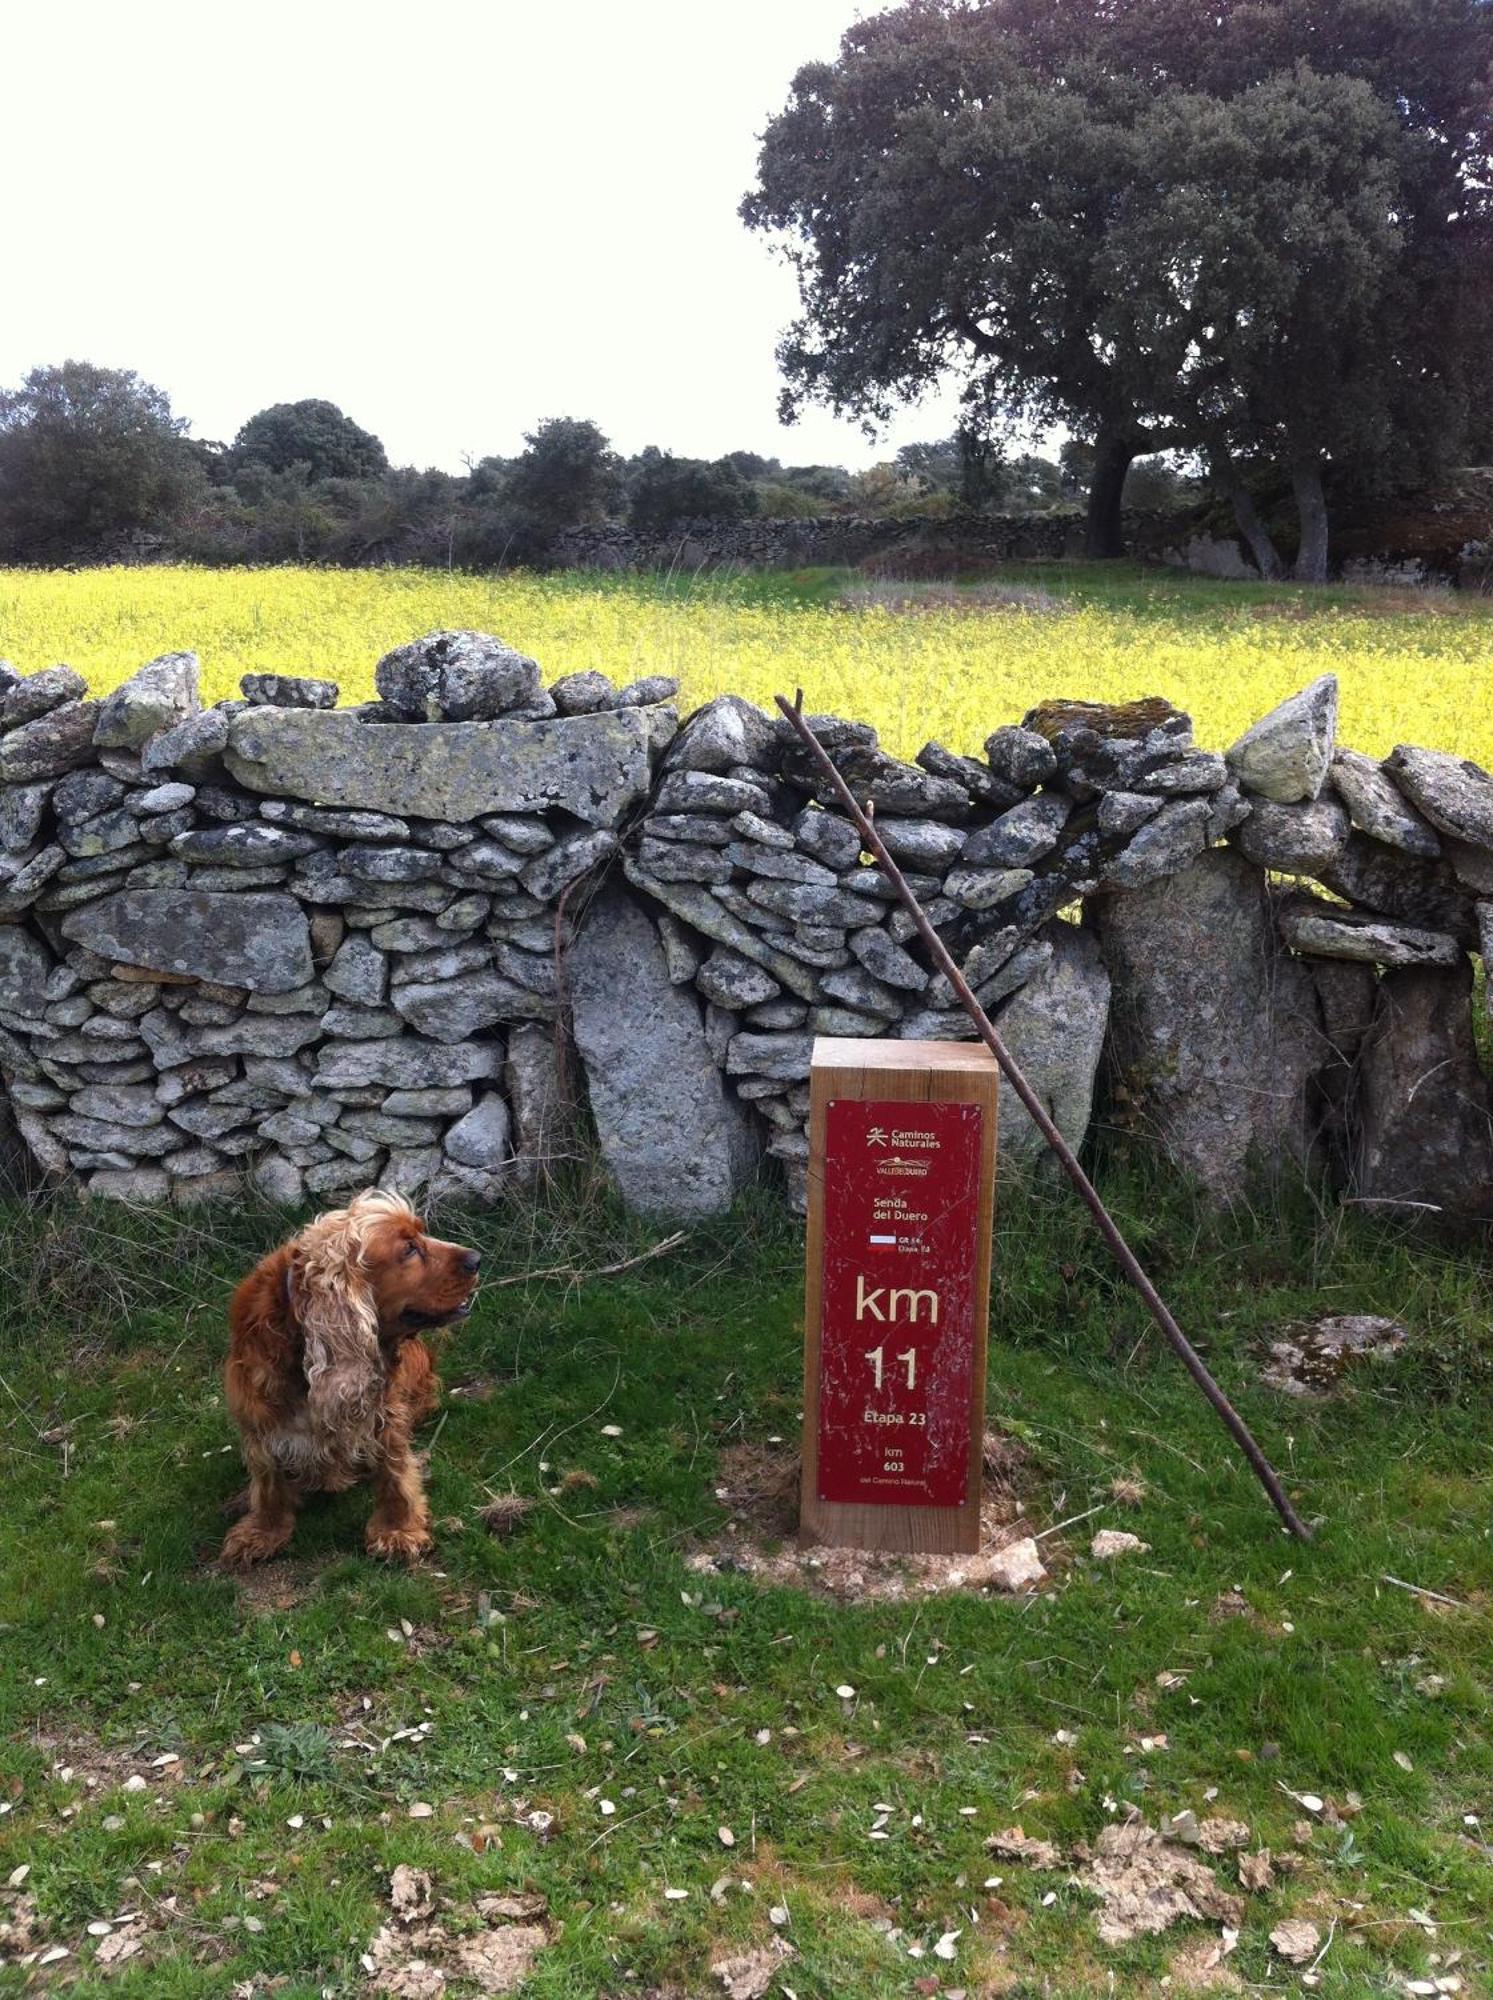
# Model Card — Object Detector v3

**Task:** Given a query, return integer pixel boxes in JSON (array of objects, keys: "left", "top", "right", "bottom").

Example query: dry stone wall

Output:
[{"left": 0, "top": 637, "right": 1490, "bottom": 1227}]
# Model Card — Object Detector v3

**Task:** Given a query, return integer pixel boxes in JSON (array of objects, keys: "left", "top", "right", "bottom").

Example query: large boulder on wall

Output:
[
  {"left": 568, "top": 881, "right": 761, "bottom": 1217},
  {"left": 1093, "top": 848, "right": 1323, "bottom": 1199},
  {"left": 992, "top": 923, "right": 1111, "bottom": 1166}
]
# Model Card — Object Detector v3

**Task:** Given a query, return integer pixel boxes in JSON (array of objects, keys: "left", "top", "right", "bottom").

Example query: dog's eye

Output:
[{"left": 402, "top": 1240, "right": 423, "bottom": 1262}]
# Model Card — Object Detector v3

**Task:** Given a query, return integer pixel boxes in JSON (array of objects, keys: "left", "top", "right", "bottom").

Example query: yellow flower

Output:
[{"left": 2, "top": 563, "right": 1487, "bottom": 764}]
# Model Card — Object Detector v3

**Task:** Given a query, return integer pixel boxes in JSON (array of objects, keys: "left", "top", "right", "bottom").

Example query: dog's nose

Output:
[{"left": 461, "top": 1248, "right": 482, "bottom": 1274}]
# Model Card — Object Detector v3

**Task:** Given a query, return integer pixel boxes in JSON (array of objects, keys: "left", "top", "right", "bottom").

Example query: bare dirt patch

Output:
[
  {"left": 1081, "top": 1822, "right": 1245, "bottom": 1946},
  {"left": 709, "top": 1939, "right": 796, "bottom": 1997},
  {"left": 476, "top": 1494, "right": 535, "bottom": 1538},
  {"left": 365, "top": 1868, "right": 550, "bottom": 1997},
  {"left": 228, "top": 1556, "right": 327, "bottom": 1615},
  {"left": 30, "top": 1727, "right": 193, "bottom": 1799},
  {"left": 687, "top": 1431, "right": 1061, "bottom": 1603},
  {"left": 1261, "top": 1314, "right": 1407, "bottom": 1396},
  {"left": 1169, "top": 1935, "right": 1244, "bottom": 1989}
]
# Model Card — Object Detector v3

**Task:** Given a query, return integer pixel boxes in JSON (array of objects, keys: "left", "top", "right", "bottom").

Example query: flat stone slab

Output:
[
  {"left": 60, "top": 888, "right": 313, "bottom": 993},
  {"left": 313, "top": 1036, "right": 505, "bottom": 1089},
  {"left": 225, "top": 706, "right": 654, "bottom": 826},
  {"left": 1328, "top": 748, "right": 1440, "bottom": 857},
  {"left": 1383, "top": 745, "right": 1493, "bottom": 851},
  {"left": 1278, "top": 896, "right": 1462, "bottom": 967}
]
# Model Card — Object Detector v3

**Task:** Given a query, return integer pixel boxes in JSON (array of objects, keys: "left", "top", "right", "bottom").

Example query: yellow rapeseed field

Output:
[{"left": 1, "top": 562, "right": 1489, "bottom": 764}]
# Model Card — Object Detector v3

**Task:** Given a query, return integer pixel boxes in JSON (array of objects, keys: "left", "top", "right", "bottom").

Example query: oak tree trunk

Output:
[
  {"left": 1291, "top": 457, "right": 1330, "bottom": 583},
  {"left": 1084, "top": 429, "right": 1136, "bottom": 559},
  {"left": 1222, "top": 470, "right": 1287, "bottom": 580}
]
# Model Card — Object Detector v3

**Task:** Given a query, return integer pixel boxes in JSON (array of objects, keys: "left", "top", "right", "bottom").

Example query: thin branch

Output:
[
  {"left": 486, "top": 1229, "right": 689, "bottom": 1291},
  {"left": 1035, "top": 1502, "right": 1109, "bottom": 1543},
  {"left": 1380, "top": 1573, "right": 1465, "bottom": 1608}
]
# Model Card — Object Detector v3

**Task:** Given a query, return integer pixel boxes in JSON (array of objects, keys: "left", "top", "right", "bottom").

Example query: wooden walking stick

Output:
[{"left": 775, "top": 692, "right": 1312, "bottom": 1543}]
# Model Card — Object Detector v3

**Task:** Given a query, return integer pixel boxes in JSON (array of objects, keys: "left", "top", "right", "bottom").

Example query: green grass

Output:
[{"left": 2, "top": 1160, "right": 1491, "bottom": 1996}]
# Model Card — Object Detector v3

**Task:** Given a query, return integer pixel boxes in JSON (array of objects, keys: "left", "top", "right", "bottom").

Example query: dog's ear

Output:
[{"left": 288, "top": 1236, "right": 381, "bottom": 1437}]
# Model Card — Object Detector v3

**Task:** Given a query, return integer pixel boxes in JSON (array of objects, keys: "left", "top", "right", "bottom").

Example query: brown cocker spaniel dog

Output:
[{"left": 220, "top": 1189, "right": 481, "bottom": 1568}]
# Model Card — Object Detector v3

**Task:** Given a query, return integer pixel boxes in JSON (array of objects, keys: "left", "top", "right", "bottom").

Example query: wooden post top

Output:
[{"left": 811, "top": 1037, "right": 998, "bottom": 1075}]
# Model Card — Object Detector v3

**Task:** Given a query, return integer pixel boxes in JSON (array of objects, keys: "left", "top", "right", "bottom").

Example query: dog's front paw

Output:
[
  {"left": 220, "top": 1517, "right": 292, "bottom": 1568},
  {"left": 365, "top": 1521, "right": 433, "bottom": 1563}
]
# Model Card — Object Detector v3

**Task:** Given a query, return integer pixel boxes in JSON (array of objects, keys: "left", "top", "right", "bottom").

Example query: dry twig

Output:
[{"left": 487, "top": 1229, "right": 688, "bottom": 1290}]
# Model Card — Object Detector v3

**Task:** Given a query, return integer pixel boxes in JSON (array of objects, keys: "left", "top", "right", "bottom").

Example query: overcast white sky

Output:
[{"left": 1, "top": 0, "right": 962, "bottom": 473}]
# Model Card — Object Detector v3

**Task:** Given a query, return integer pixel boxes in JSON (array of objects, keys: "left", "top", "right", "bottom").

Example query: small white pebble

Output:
[
  {"left": 835, "top": 1684, "right": 855, "bottom": 1699},
  {"left": 407, "top": 1802, "right": 434, "bottom": 1819}
]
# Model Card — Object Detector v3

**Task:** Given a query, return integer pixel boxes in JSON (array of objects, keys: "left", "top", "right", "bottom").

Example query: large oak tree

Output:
[
  {"left": 0, "top": 362, "right": 200, "bottom": 559},
  {"left": 743, "top": 0, "right": 1493, "bottom": 571}
]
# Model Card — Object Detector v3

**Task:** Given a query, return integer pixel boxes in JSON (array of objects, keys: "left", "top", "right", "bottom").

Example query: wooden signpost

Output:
[{"left": 801, "top": 1037, "right": 998, "bottom": 1555}]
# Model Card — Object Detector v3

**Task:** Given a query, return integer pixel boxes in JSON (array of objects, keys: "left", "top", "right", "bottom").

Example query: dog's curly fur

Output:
[{"left": 220, "top": 1189, "right": 481, "bottom": 1568}]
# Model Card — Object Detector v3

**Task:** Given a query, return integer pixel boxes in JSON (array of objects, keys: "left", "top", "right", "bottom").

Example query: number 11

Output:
[{"left": 864, "top": 1346, "right": 918, "bottom": 1390}]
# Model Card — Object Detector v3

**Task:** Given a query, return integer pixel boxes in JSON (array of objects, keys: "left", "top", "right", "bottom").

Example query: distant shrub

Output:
[
  {"left": 628, "top": 449, "right": 759, "bottom": 533},
  {"left": 754, "top": 481, "right": 823, "bottom": 519}
]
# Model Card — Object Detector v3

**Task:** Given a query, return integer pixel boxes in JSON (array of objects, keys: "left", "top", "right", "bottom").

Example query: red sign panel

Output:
[{"left": 817, "top": 1097, "right": 985, "bottom": 1508}]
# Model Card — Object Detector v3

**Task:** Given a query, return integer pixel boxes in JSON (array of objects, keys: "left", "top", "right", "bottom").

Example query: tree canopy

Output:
[
  {"left": 231, "top": 398, "right": 388, "bottom": 481},
  {"left": 743, "top": 0, "right": 1493, "bottom": 572},
  {"left": 502, "top": 418, "right": 621, "bottom": 543},
  {"left": 0, "top": 362, "right": 200, "bottom": 558}
]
